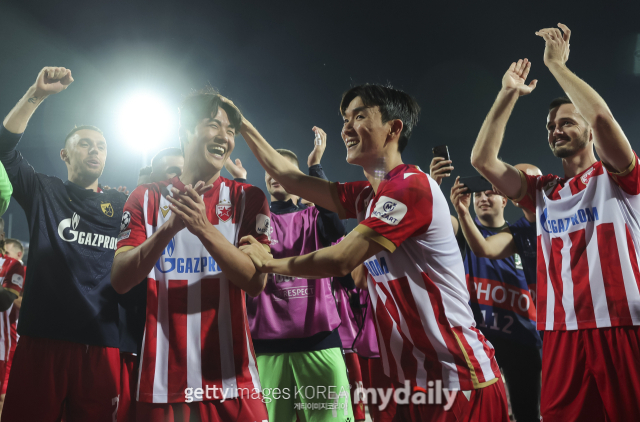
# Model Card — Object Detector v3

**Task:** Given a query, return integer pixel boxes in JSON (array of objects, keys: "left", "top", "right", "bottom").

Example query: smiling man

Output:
[
  {"left": 470, "top": 25, "right": 640, "bottom": 422},
  {"left": 110, "top": 89, "right": 270, "bottom": 422},
  {"left": 231, "top": 85, "right": 509, "bottom": 421},
  {"left": 0, "top": 66, "right": 127, "bottom": 422}
]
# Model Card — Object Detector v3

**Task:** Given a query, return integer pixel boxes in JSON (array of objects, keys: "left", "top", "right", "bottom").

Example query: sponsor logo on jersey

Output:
[
  {"left": 216, "top": 199, "right": 232, "bottom": 223},
  {"left": 256, "top": 213, "right": 271, "bottom": 240},
  {"left": 514, "top": 253, "right": 523, "bottom": 270},
  {"left": 364, "top": 257, "right": 390, "bottom": 277},
  {"left": 160, "top": 206, "right": 170, "bottom": 218},
  {"left": 371, "top": 196, "right": 407, "bottom": 226},
  {"left": 11, "top": 273, "right": 23, "bottom": 289},
  {"left": 540, "top": 206, "right": 599, "bottom": 234},
  {"left": 57, "top": 213, "right": 118, "bottom": 250},
  {"left": 121, "top": 211, "right": 131, "bottom": 231},
  {"left": 154, "top": 237, "right": 222, "bottom": 274},
  {"left": 101, "top": 202, "right": 114, "bottom": 217}
]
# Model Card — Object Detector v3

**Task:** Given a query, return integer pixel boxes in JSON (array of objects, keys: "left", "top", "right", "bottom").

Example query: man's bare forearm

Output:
[
  {"left": 197, "top": 226, "right": 266, "bottom": 297},
  {"left": 240, "top": 122, "right": 339, "bottom": 213},
  {"left": 3, "top": 86, "right": 47, "bottom": 134},
  {"left": 264, "top": 233, "right": 382, "bottom": 280},
  {"left": 471, "top": 88, "right": 523, "bottom": 198},
  {"left": 111, "top": 224, "right": 177, "bottom": 294}
]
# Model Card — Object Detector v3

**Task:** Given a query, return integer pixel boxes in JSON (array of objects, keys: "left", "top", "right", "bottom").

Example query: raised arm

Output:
[
  {"left": 3, "top": 67, "right": 73, "bottom": 135},
  {"left": 308, "top": 127, "right": 346, "bottom": 243},
  {"left": 451, "top": 177, "right": 517, "bottom": 259},
  {"left": 470, "top": 60, "right": 537, "bottom": 199},
  {"left": 224, "top": 99, "right": 341, "bottom": 214},
  {"left": 537, "top": 24, "right": 633, "bottom": 172}
]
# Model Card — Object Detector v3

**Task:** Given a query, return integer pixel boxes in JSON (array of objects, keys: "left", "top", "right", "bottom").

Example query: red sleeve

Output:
[
  {"left": 606, "top": 152, "right": 640, "bottom": 195},
  {"left": 117, "top": 185, "right": 150, "bottom": 251},
  {"left": 354, "top": 176, "right": 432, "bottom": 252},
  {"left": 332, "top": 181, "right": 371, "bottom": 219},
  {"left": 2, "top": 259, "right": 24, "bottom": 295},
  {"left": 513, "top": 171, "right": 542, "bottom": 214},
  {"left": 238, "top": 185, "right": 271, "bottom": 247}
]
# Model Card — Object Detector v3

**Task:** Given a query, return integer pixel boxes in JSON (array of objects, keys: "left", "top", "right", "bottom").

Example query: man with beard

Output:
[
  {"left": 0, "top": 66, "right": 127, "bottom": 421},
  {"left": 470, "top": 24, "right": 640, "bottom": 422}
]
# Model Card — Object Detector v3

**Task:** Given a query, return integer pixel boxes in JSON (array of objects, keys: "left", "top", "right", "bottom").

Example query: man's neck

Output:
[
  {"left": 68, "top": 174, "right": 99, "bottom": 192},
  {"left": 562, "top": 148, "right": 597, "bottom": 178},
  {"left": 271, "top": 194, "right": 294, "bottom": 203},
  {"left": 478, "top": 214, "right": 506, "bottom": 228},
  {"left": 363, "top": 154, "right": 404, "bottom": 194},
  {"left": 180, "top": 168, "right": 220, "bottom": 187}
]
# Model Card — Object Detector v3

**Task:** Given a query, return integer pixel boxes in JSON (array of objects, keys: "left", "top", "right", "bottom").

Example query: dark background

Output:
[{"left": 1, "top": 0, "right": 640, "bottom": 248}]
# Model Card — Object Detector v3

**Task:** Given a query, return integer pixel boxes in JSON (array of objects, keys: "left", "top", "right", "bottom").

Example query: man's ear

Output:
[
  {"left": 60, "top": 148, "right": 69, "bottom": 164},
  {"left": 386, "top": 119, "right": 404, "bottom": 144},
  {"left": 17, "top": 251, "right": 23, "bottom": 260}
]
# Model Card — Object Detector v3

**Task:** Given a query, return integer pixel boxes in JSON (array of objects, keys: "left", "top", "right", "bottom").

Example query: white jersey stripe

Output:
[
  {"left": 244, "top": 329, "right": 262, "bottom": 392},
  {"left": 585, "top": 225, "right": 611, "bottom": 326},
  {"left": 560, "top": 236, "right": 578, "bottom": 330}
]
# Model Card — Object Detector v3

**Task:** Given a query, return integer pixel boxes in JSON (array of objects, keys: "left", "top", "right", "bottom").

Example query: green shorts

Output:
[{"left": 257, "top": 348, "right": 354, "bottom": 422}]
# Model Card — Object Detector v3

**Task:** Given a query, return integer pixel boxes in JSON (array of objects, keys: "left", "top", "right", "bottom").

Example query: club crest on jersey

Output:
[
  {"left": 160, "top": 205, "right": 170, "bottom": 218},
  {"left": 580, "top": 167, "right": 596, "bottom": 186},
  {"left": 216, "top": 199, "right": 232, "bottom": 223},
  {"left": 101, "top": 202, "right": 114, "bottom": 217},
  {"left": 372, "top": 196, "right": 407, "bottom": 226}
]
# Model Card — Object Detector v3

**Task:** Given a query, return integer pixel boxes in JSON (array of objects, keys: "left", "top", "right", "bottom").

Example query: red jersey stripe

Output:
[
  {"left": 569, "top": 230, "right": 596, "bottom": 328},
  {"left": 201, "top": 278, "right": 223, "bottom": 392},
  {"left": 597, "top": 223, "right": 633, "bottom": 324},
  {"left": 549, "top": 238, "right": 566, "bottom": 330}
]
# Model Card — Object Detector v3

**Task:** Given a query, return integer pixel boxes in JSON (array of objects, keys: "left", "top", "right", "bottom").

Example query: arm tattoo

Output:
[{"left": 27, "top": 96, "right": 39, "bottom": 104}]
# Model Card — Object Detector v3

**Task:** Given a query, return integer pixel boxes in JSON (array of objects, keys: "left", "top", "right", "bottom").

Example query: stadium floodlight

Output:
[{"left": 118, "top": 92, "right": 176, "bottom": 153}]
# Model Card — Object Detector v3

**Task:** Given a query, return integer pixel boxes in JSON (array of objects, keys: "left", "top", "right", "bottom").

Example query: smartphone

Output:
[
  {"left": 432, "top": 145, "right": 450, "bottom": 161},
  {"left": 458, "top": 176, "right": 493, "bottom": 193}
]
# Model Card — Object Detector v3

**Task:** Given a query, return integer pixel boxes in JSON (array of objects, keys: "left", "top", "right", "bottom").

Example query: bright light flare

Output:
[{"left": 118, "top": 92, "right": 176, "bottom": 152}]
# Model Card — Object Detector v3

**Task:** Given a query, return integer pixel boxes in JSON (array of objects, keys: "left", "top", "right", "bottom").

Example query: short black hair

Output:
[
  {"left": 64, "top": 125, "right": 104, "bottom": 147},
  {"left": 549, "top": 96, "right": 572, "bottom": 111},
  {"left": 275, "top": 149, "right": 299, "bottom": 168},
  {"left": 151, "top": 148, "right": 183, "bottom": 171},
  {"left": 339, "top": 84, "right": 420, "bottom": 153},
  {"left": 178, "top": 87, "right": 243, "bottom": 154}
]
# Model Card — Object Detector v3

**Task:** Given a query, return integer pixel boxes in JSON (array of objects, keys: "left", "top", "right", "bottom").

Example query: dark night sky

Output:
[{"left": 1, "top": 0, "right": 640, "bottom": 247}]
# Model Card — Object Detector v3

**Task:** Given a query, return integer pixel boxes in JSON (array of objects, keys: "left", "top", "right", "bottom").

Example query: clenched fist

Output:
[{"left": 32, "top": 67, "right": 74, "bottom": 99}]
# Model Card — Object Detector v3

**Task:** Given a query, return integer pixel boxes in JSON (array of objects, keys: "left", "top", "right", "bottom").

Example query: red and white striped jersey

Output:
[
  {"left": 0, "top": 255, "right": 24, "bottom": 362},
  {"left": 517, "top": 155, "right": 640, "bottom": 331},
  {"left": 117, "top": 176, "right": 271, "bottom": 403},
  {"left": 332, "top": 164, "right": 501, "bottom": 391}
]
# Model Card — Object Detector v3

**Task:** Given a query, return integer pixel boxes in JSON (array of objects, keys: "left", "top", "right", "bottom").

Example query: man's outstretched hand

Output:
[
  {"left": 502, "top": 59, "right": 537, "bottom": 97},
  {"left": 239, "top": 235, "right": 273, "bottom": 273},
  {"left": 536, "top": 23, "right": 571, "bottom": 69},
  {"left": 32, "top": 67, "right": 74, "bottom": 100}
]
